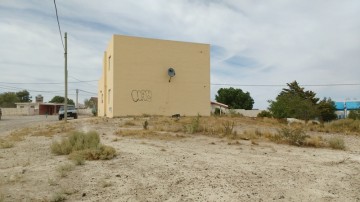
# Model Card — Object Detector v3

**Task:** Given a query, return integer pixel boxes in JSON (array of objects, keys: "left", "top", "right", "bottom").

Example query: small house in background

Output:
[
  {"left": 98, "top": 35, "right": 210, "bottom": 117},
  {"left": 210, "top": 101, "right": 228, "bottom": 115},
  {"left": 15, "top": 94, "right": 64, "bottom": 115},
  {"left": 15, "top": 102, "right": 64, "bottom": 115},
  {"left": 335, "top": 101, "right": 360, "bottom": 119}
]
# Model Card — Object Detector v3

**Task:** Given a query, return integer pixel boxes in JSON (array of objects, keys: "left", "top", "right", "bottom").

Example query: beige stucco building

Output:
[{"left": 98, "top": 35, "right": 210, "bottom": 117}]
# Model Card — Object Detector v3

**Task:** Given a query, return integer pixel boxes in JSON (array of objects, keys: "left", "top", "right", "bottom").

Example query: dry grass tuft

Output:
[
  {"left": 0, "top": 139, "right": 14, "bottom": 149},
  {"left": 115, "top": 129, "right": 185, "bottom": 141},
  {"left": 327, "top": 137, "right": 346, "bottom": 150},
  {"left": 308, "top": 119, "right": 360, "bottom": 135},
  {"left": 304, "top": 136, "right": 325, "bottom": 148},
  {"left": 51, "top": 131, "right": 116, "bottom": 161},
  {"left": 124, "top": 120, "right": 137, "bottom": 126},
  {"left": 50, "top": 192, "right": 66, "bottom": 202},
  {"left": 57, "top": 163, "right": 75, "bottom": 178}
]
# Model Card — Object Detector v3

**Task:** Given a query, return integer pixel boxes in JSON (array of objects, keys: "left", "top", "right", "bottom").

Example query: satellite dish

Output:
[
  {"left": 168, "top": 68, "right": 175, "bottom": 82},
  {"left": 168, "top": 68, "right": 176, "bottom": 77}
]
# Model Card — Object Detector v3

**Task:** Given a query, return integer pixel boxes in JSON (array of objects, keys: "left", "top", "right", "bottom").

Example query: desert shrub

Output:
[
  {"left": 69, "top": 152, "right": 85, "bottom": 165},
  {"left": 143, "top": 120, "right": 149, "bottom": 130},
  {"left": 51, "top": 131, "right": 116, "bottom": 161},
  {"left": 92, "top": 108, "right": 97, "bottom": 116},
  {"left": 51, "top": 139, "right": 72, "bottom": 155},
  {"left": 0, "top": 139, "right": 14, "bottom": 149},
  {"left": 277, "top": 127, "right": 309, "bottom": 146},
  {"left": 222, "top": 121, "right": 235, "bottom": 136},
  {"left": 327, "top": 137, "right": 346, "bottom": 150},
  {"left": 324, "top": 119, "right": 360, "bottom": 134},
  {"left": 257, "top": 110, "right": 273, "bottom": 118},
  {"left": 124, "top": 120, "right": 136, "bottom": 126},
  {"left": 184, "top": 115, "right": 201, "bottom": 134},
  {"left": 304, "top": 136, "right": 325, "bottom": 148},
  {"left": 50, "top": 192, "right": 66, "bottom": 202},
  {"left": 57, "top": 163, "right": 75, "bottom": 178},
  {"left": 348, "top": 110, "right": 360, "bottom": 120}
]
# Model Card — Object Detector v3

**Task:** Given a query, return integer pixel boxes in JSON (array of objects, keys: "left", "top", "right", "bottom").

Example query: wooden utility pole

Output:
[
  {"left": 76, "top": 89, "right": 79, "bottom": 108},
  {"left": 64, "top": 32, "right": 68, "bottom": 122}
]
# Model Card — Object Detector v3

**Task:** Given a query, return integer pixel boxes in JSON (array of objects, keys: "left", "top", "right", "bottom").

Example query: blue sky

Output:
[{"left": 0, "top": 0, "right": 359, "bottom": 109}]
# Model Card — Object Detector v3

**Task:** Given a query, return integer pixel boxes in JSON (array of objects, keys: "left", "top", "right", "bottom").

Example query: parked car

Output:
[{"left": 58, "top": 105, "right": 78, "bottom": 120}]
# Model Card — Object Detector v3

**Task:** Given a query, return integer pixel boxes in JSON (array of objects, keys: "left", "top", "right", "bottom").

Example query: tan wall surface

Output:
[
  {"left": 1, "top": 108, "right": 36, "bottom": 116},
  {"left": 99, "top": 35, "right": 210, "bottom": 117}
]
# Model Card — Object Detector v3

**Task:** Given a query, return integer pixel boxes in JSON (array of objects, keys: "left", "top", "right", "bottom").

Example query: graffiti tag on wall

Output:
[{"left": 131, "top": 90, "right": 152, "bottom": 102}]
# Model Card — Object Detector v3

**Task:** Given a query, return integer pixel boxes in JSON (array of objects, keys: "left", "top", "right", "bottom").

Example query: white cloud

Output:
[{"left": 0, "top": 0, "right": 359, "bottom": 108}]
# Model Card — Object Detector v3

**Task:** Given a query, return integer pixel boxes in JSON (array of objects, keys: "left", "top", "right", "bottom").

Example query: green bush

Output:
[
  {"left": 51, "top": 131, "right": 116, "bottom": 161},
  {"left": 92, "top": 108, "right": 97, "bottom": 116},
  {"left": 278, "top": 127, "right": 309, "bottom": 146},
  {"left": 214, "top": 108, "right": 222, "bottom": 115},
  {"left": 257, "top": 110, "right": 273, "bottom": 118},
  {"left": 348, "top": 110, "right": 360, "bottom": 120},
  {"left": 143, "top": 120, "right": 149, "bottom": 130}
]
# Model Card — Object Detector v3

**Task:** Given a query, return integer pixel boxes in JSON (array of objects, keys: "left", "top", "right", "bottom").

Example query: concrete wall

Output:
[
  {"left": 99, "top": 35, "right": 210, "bottom": 117},
  {"left": 77, "top": 108, "right": 93, "bottom": 115},
  {"left": 233, "top": 109, "right": 263, "bottom": 118},
  {"left": 1, "top": 108, "right": 36, "bottom": 116}
]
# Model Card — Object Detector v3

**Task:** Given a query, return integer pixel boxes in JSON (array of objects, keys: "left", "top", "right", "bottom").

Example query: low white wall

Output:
[
  {"left": 1, "top": 108, "right": 37, "bottom": 116},
  {"left": 233, "top": 109, "right": 263, "bottom": 118},
  {"left": 77, "top": 108, "right": 93, "bottom": 115}
]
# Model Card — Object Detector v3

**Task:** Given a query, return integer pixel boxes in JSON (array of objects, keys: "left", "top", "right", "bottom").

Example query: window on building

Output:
[
  {"left": 108, "top": 56, "right": 111, "bottom": 71},
  {"left": 108, "top": 89, "right": 111, "bottom": 104},
  {"left": 20, "top": 106, "right": 24, "bottom": 108},
  {"left": 30, "top": 106, "right": 35, "bottom": 108}
]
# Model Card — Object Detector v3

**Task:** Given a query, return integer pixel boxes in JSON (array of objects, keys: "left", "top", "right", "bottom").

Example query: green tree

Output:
[
  {"left": 318, "top": 97, "right": 337, "bottom": 122},
  {"left": 16, "top": 90, "right": 32, "bottom": 102},
  {"left": 49, "top": 96, "right": 75, "bottom": 105},
  {"left": 348, "top": 110, "right": 360, "bottom": 120},
  {"left": 269, "top": 81, "right": 319, "bottom": 121},
  {"left": 84, "top": 98, "right": 95, "bottom": 109},
  {"left": 0, "top": 92, "right": 20, "bottom": 108},
  {"left": 279, "top": 81, "right": 319, "bottom": 104},
  {"left": 215, "top": 87, "right": 254, "bottom": 109}
]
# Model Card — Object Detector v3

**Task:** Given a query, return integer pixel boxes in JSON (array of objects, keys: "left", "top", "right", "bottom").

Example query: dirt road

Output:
[
  {"left": 0, "top": 115, "right": 58, "bottom": 134},
  {"left": 0, "top": 115, "right": 88, "bottom": 134}
]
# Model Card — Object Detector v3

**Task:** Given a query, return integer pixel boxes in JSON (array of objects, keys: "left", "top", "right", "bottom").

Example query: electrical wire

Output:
[
  {"left": 0, "top": 80, "right": 98, "bottom": 85},
  {"left": 211, "top": 83, "right": 360, "bottom": 87},
  {"left": 53, "top": 0, "right": 65, "bottom": 51},
  {"left": 78, "top": 89, "right": 97, "bottom": 95}
]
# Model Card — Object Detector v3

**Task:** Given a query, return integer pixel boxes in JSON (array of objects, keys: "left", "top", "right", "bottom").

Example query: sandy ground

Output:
[{"left": 0, "top": 116, "right": 360, "bottom": 201}]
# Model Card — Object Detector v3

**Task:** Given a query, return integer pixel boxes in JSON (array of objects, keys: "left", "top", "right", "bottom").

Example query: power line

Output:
[
  {"left": 69, "top": 76, "right": 98, "bottom": 87},
  {"left": 211, "top": 83, "right": 360, "bottom": 87},
  {"left": 0, "top": 85, "right": 65, "bottom": 93},
  {"left": 0, "top": 80, "right": 98, "bottom": 85},
  {"left": 78, "top": 89, "right": 97, "bottom": 95},
  {"left": 53, "top": 0, "right": 64, "bottom": 50}
]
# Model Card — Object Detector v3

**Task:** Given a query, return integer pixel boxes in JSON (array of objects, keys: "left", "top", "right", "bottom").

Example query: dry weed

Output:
[
  {"left": 51, "top": 131, "right": 116, "bottom": 161},
  {"left": 0, "top": 139, "right": 14, "bottom": 149},
  {"left": 327, "top": 137, "right": 346, "bottom": 150},
  {"left": 57, "top": 163, "right": 75, "bottom": 178}
]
